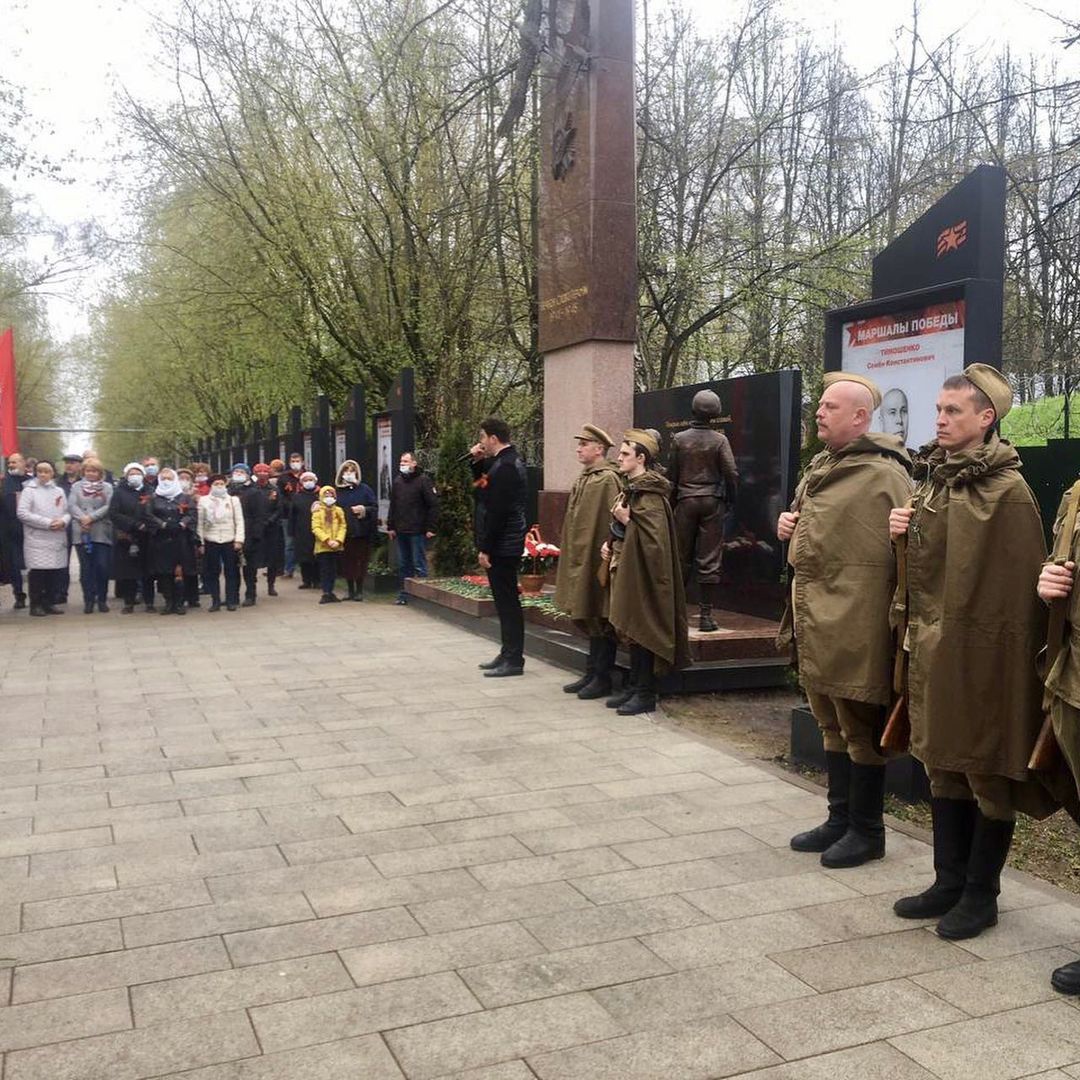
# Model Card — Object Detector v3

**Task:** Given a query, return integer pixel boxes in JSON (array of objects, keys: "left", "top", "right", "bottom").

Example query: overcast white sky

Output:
[{"left": 6, "top": 0, "right": 1075, "bottom": 342}]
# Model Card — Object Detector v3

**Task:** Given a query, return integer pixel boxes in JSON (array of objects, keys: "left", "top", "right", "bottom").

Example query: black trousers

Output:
[
  {"left": 317, "top": 551, "right": 339, "bottom": 594},
  {"left": 486, "top": 555, "right": 524, "bottom": 668},
  {"left": 204, "top": 542, "right": 240, "bottom": 606},
  {"left": 29, "top": 568, "right": 62, "bottom": 608}
]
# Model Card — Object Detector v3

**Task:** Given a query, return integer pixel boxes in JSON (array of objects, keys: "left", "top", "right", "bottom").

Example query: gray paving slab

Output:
[{"left": 4, "top": 584, "right": 1080, "bottom": 1077}]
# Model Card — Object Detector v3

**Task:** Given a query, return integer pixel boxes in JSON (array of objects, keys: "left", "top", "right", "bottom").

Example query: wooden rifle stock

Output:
[
  {"left": 1028, "top": 715, "right": 1060, "bottom": 772},
  {"left": 881, "top": 694, "right": 910, "bottom": 754},
  {"left": 883, "top": 527, "right": 911, "bottom": 754}
]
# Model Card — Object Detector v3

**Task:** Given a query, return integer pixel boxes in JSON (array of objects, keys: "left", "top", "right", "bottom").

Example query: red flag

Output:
[{"left": 0, "top": 327, "right": 17, "bottom": 455}]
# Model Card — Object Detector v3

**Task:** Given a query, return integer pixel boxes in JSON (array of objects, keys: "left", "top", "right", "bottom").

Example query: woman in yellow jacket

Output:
[{"left": 311, "top": 485, "right": 347, "bottom": 603}]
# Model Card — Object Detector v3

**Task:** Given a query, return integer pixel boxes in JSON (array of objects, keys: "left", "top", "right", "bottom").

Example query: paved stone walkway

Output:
[{"left": 1, "top": 585, "right": 1080, "bottom": 1079}]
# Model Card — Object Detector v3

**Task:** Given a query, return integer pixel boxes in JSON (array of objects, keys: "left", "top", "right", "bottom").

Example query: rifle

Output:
[
  {"left": 880, "top": 528, "right": 911, "bottom": 753},
  {"left": 1029, "top": 479, "right": 1080, "bottom": 771}
]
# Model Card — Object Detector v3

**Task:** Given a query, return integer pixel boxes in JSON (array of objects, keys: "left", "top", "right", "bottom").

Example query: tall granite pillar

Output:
[{"left": 538, "top": 0, "right": 636, "bottom": 535}]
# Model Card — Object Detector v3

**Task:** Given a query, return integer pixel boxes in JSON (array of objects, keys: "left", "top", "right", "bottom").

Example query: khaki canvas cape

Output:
[
  {"left": 1043, "top": 489, "right": 1080, "bottom": 711},
  {"left": 902, "top": 436, "right": 1049, "bottom": 782},
  {"left": 777, "top": 432, "right": 912, "bottom": 705},
  {"left": 608, "top": 470, "right": 691, "bottom": 674},
  {"left": 554, "top": 460, "right": 622, "bottom": 626}
]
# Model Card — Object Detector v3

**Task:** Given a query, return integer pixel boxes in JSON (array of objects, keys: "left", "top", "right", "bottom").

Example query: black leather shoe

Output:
[
  {"left": 484, "top": 662, "right": 524, "bottom": 678},
  {"left": 84, "top": 602, "right": 95, "bottom": 614},
  {"left": 319, "top": 594, "right": 340, "bottom": 604},
  {"left": 30, "top": 605, "right": 47, "bottom": 617},
  {"left": 226, "top": 604, "right": 238, "bottom": 611},
  {"left": 267, "top": 586, "right": 278, "bottom": 596},
  {"left": 616, "top": 692, "right": 656, "bottom": 715},
  {"left": 605, "top": 686, "right": 635, "bottom": 709},
  {"left": 577, "top": 677, "right": 613, "bottom": 700},
  {"left": 1052, "top": 959, "right": 1080, "bottom": 994},
  {"left": 98, "top": 602, "right": 109, "bottom": 613},
  {"left": 13, "top": 594, "right": 26, "bottom": 609},
  {"left": 208, "top": 602, "right": 222, "bottom": 613},
  {"left": 563, "top": 673, "right": 592, "bottom": 694},
  {"left": 242, "top": 597, "right": 256, "bottom": 607},
  {"left": 45, "top": 606, "right": 64, "bottom": 615},
  {"left": 478, "top": 656, "right": 504, "bottom": 670},
  {"left": 121, "top": 605, "right": 135, "bottom": 614}
]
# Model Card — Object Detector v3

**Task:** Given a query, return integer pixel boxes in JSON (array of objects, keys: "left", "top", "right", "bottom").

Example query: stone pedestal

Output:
[{"left": 539, "top": 340, "right": 634, "bottom": 540}]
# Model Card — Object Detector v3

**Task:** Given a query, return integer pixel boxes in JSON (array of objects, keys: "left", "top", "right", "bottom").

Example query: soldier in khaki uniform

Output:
[
  {"left": 778, "top": 372, "right": 912, "bottom": 869},
  {"left": 1037, "top": 490, "right": 1080, "bottom": 992},
  {"left": 554, "top": 425, "right": 624, "bottom": 699},
  {"left": 891, "top": 365, "right": 1052, "bottom": 940}
]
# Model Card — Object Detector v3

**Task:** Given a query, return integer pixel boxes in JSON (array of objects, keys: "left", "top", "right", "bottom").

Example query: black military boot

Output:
[
  {"left": 564, "top": 638, "right": 599, "bottom": 694},
  {"left": 13, "top": 592, "right": 26, "bottom": 610},
  {"left": 579, "top": 636, "right": 617, "bottom": 700},
  {"left": 821, "top": 762, "right": 886, "bottom": 868},
  {"left": 791, "top": 751, "right": 851, "bottom": 852},
  {"left": 616, "top": 646, "right": 657, "bottom": 715},
  {"left": 894, "top": 798, "right": 977, "bottom": 918},
  {"left": 935, "top": 813, "right": 1014, "bottom": 940}
]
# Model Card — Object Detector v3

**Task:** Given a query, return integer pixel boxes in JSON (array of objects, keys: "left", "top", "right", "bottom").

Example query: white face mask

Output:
[
  {"left": 342, "top": 472, "right": 357, "bottom": 485},
  {"left": 323, "top": 496, "right": 336, "bottom": 506},
  {"left": 180, "top": 479, "right": 193, "bottom": 493},
  {"left": 210, "top": 485, "right": 227, "bottom": 498},
  {"left": 290, "top": 462, "right": 303, "bottom": 472},
  {"left": 302, "top": 480, "right": 317, "bottom": 490},
  {"left": 195, "top": 475, "right": 209, "bottom": 485},
  {"left": 232, "top": 473, "right": 247, "bottom": 484},
  {"left": 400, "top": 465, "right": 414, "bottom": 475},
  {"left": 128, "top": 474, "right": 144, "bottom": 489}
]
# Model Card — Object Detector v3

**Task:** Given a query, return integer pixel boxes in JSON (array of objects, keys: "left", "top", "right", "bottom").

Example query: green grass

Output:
[{"left": 1002, "top": 394, "right": 1080, "bottom": 446}]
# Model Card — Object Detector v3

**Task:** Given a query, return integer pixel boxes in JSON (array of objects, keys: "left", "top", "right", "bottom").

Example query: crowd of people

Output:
[{"left": 0, "top": 449, "right": 437, "bottom": 616}]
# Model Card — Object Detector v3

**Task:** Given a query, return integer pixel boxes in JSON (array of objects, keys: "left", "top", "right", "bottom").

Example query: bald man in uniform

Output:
[{"left": 778, "top": 372, "right": 912, "bottom": 869}]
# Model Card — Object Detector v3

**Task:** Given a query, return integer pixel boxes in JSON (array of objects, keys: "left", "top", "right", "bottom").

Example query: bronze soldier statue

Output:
[{"left": 668, "top": 390, "right": 738, "bottom": 632}]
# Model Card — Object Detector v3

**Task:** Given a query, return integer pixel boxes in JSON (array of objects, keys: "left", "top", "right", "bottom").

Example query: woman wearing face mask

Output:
[
  {"left": 290, "top": 470, "right": 320, "bottom": 589},
  {"left": 109, "top": 463, "right": 151, "bottom": 613},
  {"left": 175, "top": 467, "right": 203, "bottom": 609},
  {"left": 197, "top": 474, "right": 245, "bottom": 612},
  {"left": 311, "top": 484, "right": 346, "bottom": 603},
  {"left": 334, "top": 460, "right": 378, "bottom": 601},
  {"left": 142, "top": 467, "right": 197, "bottom": 615},
  {"left": 190, "top": 464, "right": 211, "bottom": 499},
  {"left": 68, "top": 457, "right": 114, "bottom": 614},
  {"left": 0, "top": 451, "right": 29, "bottom": 609},
  {"left": 17, "top": 460, "right": 71, "bottom": 617}
]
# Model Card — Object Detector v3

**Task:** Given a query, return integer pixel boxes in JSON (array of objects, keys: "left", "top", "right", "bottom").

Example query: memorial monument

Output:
[{"left": 537, "top": 0, "right": 637, "bottom": 533}]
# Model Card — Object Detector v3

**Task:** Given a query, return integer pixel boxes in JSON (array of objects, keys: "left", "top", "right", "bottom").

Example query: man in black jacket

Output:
[
  {"left": 388, "top": 451, "right": 439, "bottom": 605},
  {"left": 470, "top": 417, "right": 528, "bottom": 677},
  {"left": 228, "top": 463, "right": 270, "bottom": 606}
]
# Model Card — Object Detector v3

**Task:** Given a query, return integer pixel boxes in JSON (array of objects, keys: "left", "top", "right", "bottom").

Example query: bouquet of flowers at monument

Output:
[{"left": 520, "top": 525, "right": 559, "bottom": 592}]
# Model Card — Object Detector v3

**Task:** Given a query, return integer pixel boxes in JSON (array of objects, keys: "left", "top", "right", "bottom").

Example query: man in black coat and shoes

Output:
[{"left": 470, "top": 418, "right": 528, "bottom": 678}]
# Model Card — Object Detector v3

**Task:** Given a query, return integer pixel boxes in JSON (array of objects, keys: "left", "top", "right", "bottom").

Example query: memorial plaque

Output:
[{"left": 634, "top": 370, "right": 802, "bottom": 618}]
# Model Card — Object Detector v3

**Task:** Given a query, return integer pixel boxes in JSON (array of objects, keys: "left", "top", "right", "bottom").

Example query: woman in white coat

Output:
[{"left": 17, "top": 460, "right": 71, "bottom": 616}]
